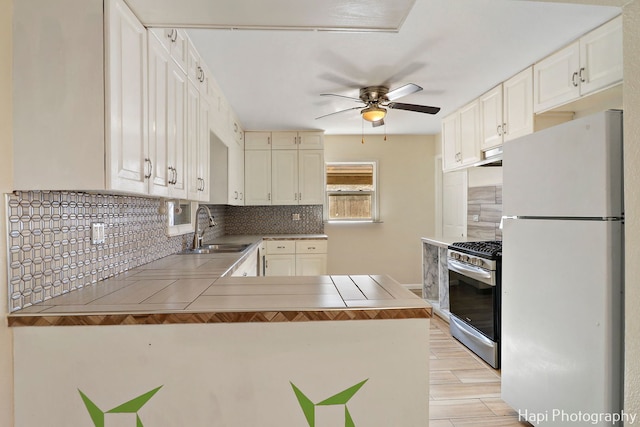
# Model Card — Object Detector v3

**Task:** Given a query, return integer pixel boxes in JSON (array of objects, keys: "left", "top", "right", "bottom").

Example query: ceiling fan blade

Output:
[
  {"left": 388, "top": 102, "right": 440, "bottom": 115},
  {"left": 315, "top": 106, "right": 363, "bottom": 120},
  {"left": 320, "top": 93, "right": 363, "bottom": 102},
  {"left": 386, "top": 83, "right": 423, "bottom": 101},
  {"left": 372, "top": 119, "right": 385, "bottom": 128}
]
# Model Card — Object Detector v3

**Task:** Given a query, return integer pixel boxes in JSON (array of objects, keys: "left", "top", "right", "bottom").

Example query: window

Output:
[{"left": 326, "top": 162, "right": 378, "bottom": 222}]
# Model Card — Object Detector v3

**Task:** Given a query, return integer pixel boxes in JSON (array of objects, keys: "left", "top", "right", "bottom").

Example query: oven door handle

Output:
[{"left": 448, "top": 259, "right": 495, "bottom": 286}]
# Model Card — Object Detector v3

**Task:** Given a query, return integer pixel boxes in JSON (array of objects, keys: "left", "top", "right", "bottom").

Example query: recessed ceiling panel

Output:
[{"left": 124, "top": 0, "right": 417, "bottom": 31}]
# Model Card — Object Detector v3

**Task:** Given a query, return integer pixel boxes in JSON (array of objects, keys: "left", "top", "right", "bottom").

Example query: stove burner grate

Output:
[{"left": 450, "top": 240, "right": 502, "bottom": 259}]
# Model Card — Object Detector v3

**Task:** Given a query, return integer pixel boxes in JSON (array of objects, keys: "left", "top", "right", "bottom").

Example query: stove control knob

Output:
[
  {"left": 474, "top": 258, "right": 484, "bottom": 267},
  {"left": 453, "top": 253, "right": 460, "bottom": 260},
  {"left": 462, "top": 255, "right": 470, "bottom": 262}
]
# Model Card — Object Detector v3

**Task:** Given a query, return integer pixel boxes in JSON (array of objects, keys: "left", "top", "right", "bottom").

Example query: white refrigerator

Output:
[{"left": 501, "top": 110, "right": 624, "bottom": 426}]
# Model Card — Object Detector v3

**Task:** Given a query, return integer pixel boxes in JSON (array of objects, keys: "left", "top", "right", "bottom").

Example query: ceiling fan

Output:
[{"left": 316, "top": 83, "right": 440, "bottom": 127}]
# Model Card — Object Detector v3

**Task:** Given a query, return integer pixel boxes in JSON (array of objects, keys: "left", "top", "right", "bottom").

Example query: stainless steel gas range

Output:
[{"left": 447, "top": 241, "right": 502, "bottom": 369}]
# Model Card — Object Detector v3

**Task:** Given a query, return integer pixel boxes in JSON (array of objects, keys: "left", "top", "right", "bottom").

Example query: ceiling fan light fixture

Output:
[{"left": 361, "top": 106, "right": 387, "bottom": 122}]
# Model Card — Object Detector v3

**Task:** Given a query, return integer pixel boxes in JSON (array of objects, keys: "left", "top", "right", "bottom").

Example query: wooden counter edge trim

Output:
[{"left": 7, "top": 307, "right": 432, "bottom": 327}]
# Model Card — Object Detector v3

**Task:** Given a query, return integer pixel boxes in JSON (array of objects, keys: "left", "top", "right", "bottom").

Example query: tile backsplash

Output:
[
  {"left": 467, "top": 185, "right": 503, "bottom": 240},
  {"left": 6, "top": 191, "right": 193, "bottom": 312},
  {"left": 222, "top": 205, "right": 324, "bottom": 235},
  {"left": 5, "top": 192, "right": 324, "bottom": 312}
]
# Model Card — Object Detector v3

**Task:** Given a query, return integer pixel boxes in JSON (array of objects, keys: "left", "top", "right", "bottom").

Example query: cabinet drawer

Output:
[
  {"left": 266, "top": 240, "right": 296, "bottom": 254},
  {"left": 295, "top": 240, "right": 328, "bottom": 254}
]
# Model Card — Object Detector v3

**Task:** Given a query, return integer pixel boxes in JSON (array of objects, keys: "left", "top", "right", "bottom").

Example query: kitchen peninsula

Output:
[{"left": 8, "top": 239, "right": 431, "bottom": 426}]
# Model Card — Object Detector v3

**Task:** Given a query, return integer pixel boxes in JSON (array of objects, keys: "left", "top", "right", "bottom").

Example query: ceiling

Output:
[{"left": 126, "top": 0, "right": 621, "bottom": 135}]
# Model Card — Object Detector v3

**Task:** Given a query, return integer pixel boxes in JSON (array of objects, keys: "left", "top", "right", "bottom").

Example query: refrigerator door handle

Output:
[{"left": 500, "top": 215, "right": 517, "bottom": 230}]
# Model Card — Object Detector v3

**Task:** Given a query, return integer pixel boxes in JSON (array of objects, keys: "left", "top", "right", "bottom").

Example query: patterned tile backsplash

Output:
[
  {"left": 222, "top": 205, "right": 324, "bottom": 235},
  {"left": 5, "top": 191, "right": 196, "bottom": 312},
  {"left": 5, "top": 191, "right": 323, "bottom": 312},
  {"left": 467, "top": 185, "right": 503, "bottom": 240}
]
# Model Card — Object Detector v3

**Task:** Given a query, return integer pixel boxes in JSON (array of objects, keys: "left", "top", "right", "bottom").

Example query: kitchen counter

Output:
[
  {"left": 421, "top": 235, "right": 475, "bottom": 248},
  {"left": 8, "top": 234, "right": 430, "bottom": 327},
  {"left": 11, "top": 234, "right": 431, "bottom": 425}
]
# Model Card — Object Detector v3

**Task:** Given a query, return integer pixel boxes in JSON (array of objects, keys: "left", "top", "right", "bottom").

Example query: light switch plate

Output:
[
  {"left": 91, "top": 222, "right": 105, "bottom": 244},
  {"left": 472, "top": 215, "right": 480, "bottom": 222},
  {"left": 292, "top": 213, "right": 301, "bottom": 221}
]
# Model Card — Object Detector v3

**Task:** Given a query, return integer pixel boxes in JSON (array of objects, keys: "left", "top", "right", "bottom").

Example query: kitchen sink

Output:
[{"left": 179, "top": 243, "right": 250, "bottom": 255}]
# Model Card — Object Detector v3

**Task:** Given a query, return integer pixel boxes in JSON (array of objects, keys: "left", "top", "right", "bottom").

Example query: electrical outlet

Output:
[
  {"left": 292, "top": 213, "right": 301, "bottom": 221},
  {"left": 472, "top": 215, "right": 480, "bottom": 222},
  {"left": 91, "top": 222, "right": 105, "bottom": 244}
]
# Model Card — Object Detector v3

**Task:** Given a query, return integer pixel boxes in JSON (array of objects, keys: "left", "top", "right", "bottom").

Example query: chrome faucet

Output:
[{"left": 193, "top": 205, "right": 217, "bottom": 249}]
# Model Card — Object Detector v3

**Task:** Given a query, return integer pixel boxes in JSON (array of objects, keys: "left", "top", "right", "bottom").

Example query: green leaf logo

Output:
[
  {"left": 290, "top": 379, "right": 368, "bottom": 427},
  {"left": 78, "top": 386, "right": 162, "bottom": 427}
]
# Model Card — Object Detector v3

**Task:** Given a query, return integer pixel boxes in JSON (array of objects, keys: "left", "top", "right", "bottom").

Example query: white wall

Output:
[
  {"left": 621, "top": 0, "right": 640, "bottom": 415},
  {"left": 324, "top": 134, "right": 437, "bottom": 285},
  {"left": 0, "top": 0, "right": 13, "bottom": 423}
]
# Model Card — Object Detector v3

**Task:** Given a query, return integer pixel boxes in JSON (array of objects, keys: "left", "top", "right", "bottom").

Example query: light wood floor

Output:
[{"left": 429, "top": 314, "right": 533, "bottom": 427}]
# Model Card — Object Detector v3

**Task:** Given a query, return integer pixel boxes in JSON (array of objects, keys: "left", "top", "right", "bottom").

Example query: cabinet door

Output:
[
  {"left": 169, "top": 29, "right": 189, "bottom": 73},
  {"left": 533, "top": 42, "right": 580, "bottom": 113},
  {"left": 298, "top": 131, "right": 324, "bottom": 149},
  {"left": 245, "top": 150, "right": 272, "bottom": 205},
  {"left": 147, "top": 33, "right": 170, "bottom": 197},
  {"left": 441, "top": 113, "right": 460, "bottom": 172},
  {"left": 265, "top": 255, "right": 296, "bottom": 276},
  {"left": 168, "top": 59, "right": 187, "bottom": 198},
  {"left": 245, "top": 131, "right": 272, "bottom": 149},
  {"left": 296, "top": 254, "right": 327, "bottom": 276},
  {"left": 479, "top": 85, "right": 503, "bottom": 150},
  {"left": 197, "top": 96, "right": 211, "bottom": 202},
  {"left": 228, "top": 143, "right": 245, "bottom": 205},
  {"left": 298, "top": 150, "right": 325, "bottom": 205},
  {"left": 186, "top": 81, "right": 201, "bottom": 200},
  {"left": 579, "top": 16, "right": 622, "bottom": 96},
  {"left": 272, "top": 150, "right": 299, "bottom": 205},
  {"left": 503, "top": 67, "right": 533, "bottom": 142},
  {"left": 106, "top": 0, "right": 148, "bottom": 194},
  {"left": 271, "top": 131, "right": 298, "bottom": 149},
  {"left": 458, "top": 100, "right": 481, "bottom": 166}
]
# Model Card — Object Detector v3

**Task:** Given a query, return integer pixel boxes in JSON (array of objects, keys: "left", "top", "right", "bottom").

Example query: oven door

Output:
[{"left": 448, "top": 259, "right": 498, "bottom": 341}]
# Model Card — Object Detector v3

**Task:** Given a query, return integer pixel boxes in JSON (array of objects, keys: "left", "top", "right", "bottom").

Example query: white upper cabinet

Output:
[
  {"left": 271, "top": 150, "right": 299, "bottom": 204},
  {"left": 441, "top": 113, "right": 460, "bottom": 172},
  {"left": 148, "top": 28, "right": 188, "bottom": 73},
  {"left": 244, "top": 131, "right": 325, "bottom": 205},
  {"left": 272, "top": 131, "right": 324, "bottom": 150},
  {"left": 148, "top": 31, "right": 187, "bottom": 199},
  {"left": 442, "top": 100, "right": 481, "bottom": 172},
  {"left": 245, "top": 150, "right": 272, "bottom": 205},
  {"left": 298, "top": 150, "right": 325, "bottom": 205},
  {"left": 13, "top": 0, "right": 151, "bottom": 192},
  {"left": 502, "top": 67, "right": 534, "bottom": 142},
  {"left": 480, "top": 67, "right": 533, "bottom": 150},
  {"left": 105, "top": 0, "right": 149, "bottom": 194},
  {"left": 534, "top": 16, "right": 622, "bottom": 113},
  {"left": 245, "top": 132, "right": 272, "bottom": 150},
  {"left": 187, "top": 81, "right": 210, "bottom": 201},
  {"left": 479, "top": 85, "right": 503, "bottom": 150}
]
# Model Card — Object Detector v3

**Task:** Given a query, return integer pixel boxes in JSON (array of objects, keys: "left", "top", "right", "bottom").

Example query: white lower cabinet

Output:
[
  {"left": 231, "top": 248, "right": 259, "bottom": 277},
  {"left": 264, "top": 239, "right": 328, "bottom": 276}
]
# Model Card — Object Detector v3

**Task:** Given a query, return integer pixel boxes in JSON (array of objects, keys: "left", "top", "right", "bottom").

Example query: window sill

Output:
[{"left": 324, "top": 220, "right": 384, "bottom": 224}]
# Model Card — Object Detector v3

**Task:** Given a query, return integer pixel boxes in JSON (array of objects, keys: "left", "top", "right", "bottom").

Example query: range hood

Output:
[{"left": 474, "top": 146, "right": 502, "bottom": 167}]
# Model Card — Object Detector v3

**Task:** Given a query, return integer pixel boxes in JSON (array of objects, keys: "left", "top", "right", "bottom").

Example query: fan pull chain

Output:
[
  {"left": 384, "top": 122, "right": 387, "bottom": 141},
  {"left": 361, "top": 117, "right": 365, "bottom": 144}
]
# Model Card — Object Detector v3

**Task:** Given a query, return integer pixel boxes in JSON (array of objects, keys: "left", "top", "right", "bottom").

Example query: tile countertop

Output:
[
  {"left": 8, "top": 234, "right": 431, "bottom": 327},
  {"left": 421, "top": 235, "right": 493, "bottom": 248}
]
